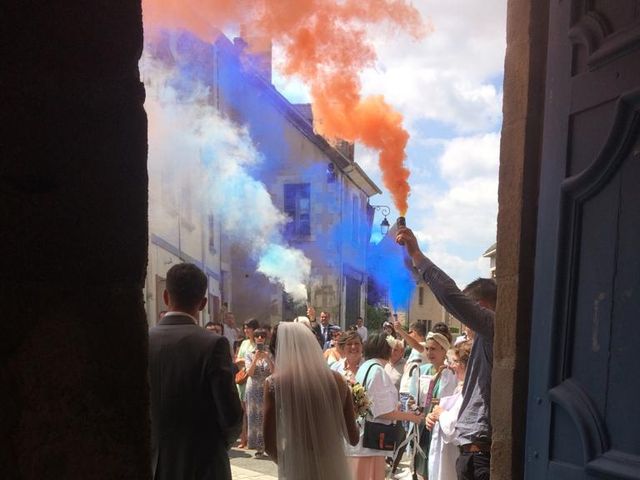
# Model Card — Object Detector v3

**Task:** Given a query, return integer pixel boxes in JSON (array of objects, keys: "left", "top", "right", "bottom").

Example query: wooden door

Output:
[
  {"left": 345, "top": 275, "right": 362, "bottom": 328},
  {"left": 525, "top": 2, "right": 640, "bottom": 479}
]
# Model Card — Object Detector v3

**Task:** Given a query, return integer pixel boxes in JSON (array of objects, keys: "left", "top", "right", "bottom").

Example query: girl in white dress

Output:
[{"left": 426, "top": 341, "right": 473, "bottom": 480}]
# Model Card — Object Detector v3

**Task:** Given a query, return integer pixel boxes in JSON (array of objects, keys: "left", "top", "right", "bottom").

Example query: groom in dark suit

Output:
[{"left": 149, "top": 263, "right": 242, "bottom": 480}]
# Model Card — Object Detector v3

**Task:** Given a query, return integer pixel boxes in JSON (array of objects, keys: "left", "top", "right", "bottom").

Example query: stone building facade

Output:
[
  {"left": 407, "top": 282, "right": 463, "bottom": 336},
  {"left": 143, "top": 32, "right": 381, "bottom": 327},
  {"left": 213, "top": 35, "right": 381, "bottom": 327}
]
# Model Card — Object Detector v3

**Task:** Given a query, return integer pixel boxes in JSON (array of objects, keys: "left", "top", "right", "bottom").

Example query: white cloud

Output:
[
  {"left": 438, "top": 133, "right": 500, "bottom": 181},
  {"left": 426, "top": 177, "right": 497, "bottom": 245},
  {"left": 360, "top": 0, "right": 507, "bottom": 133},
  {"left": 354, "top": 144, "right": 379, "bottom": 174},
  {"left": 271, "top": 65, "right": 311, "bottom": 104},
  {"left": 410, "top": 133, "right": 499, "bottom": 284}
]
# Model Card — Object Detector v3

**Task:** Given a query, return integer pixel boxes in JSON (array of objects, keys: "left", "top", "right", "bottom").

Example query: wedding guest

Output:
[
  {"left": 235, "top": 318, "right": 259, "bottom": 449},
  {"left": 396, "top": 321, "right": 428, "bottom": 425},
  {"left": 205, "top": 321, "right": 224, "bottom": 336},
  {"left": 331, "top": 330, "right": 364, "bottom": 384},
  {"left": 454, "top": 325, "right": 475, "bottom": 346},
  {"left": 319, "top": 311, "right": 339, "bottom": 350},
  {"left": 394, "top": 320, "right": 428, "bottom": 363},
  {"left": 427, "top": 341, "right": 473, "bottom": 480},
  {"left": 323, "top": 328, "right": 343, "bottom": 366},
  {"left": 223, "top": 312, "right": 241, "bottom": 350},
  {"left": 348, "top": 333, "right": 425, "bottom": 480},
  {"left": 356, "top": 317, "right": 369, "bottom": 342},
  {"left": 396, "top": 227, "right": 496, "bottom": 480},
  {"left": 413, "top": 332, "right": 457, "bottom": 480},
  {"left": 245, "top": 326, "right": 274, "bottom": 457},
  {"left": 384, "top": 338, "right": 407, "bottom": 391},
  {"left": 432, "top": 322, "right": 453, "bottom": 345},
  {"left": 385, "top": 337, "right": 409, "bottom": 478},
  {"left": 382, "top": 321, "right": 396, "bottom": 338},
  {"left": 306, "top": 306, "right": 326, "bottom": 347}
]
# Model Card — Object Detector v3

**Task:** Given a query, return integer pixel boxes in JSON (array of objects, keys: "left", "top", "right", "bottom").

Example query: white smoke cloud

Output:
[
  {"left": 257, "top": 244, "right": 311, "bottom": 302},
  {"left": 143, "top": 56, "right": 311, "bottom": 301}
]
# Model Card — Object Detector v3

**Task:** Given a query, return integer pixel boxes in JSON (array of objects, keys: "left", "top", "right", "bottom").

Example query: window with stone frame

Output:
[{"left": 284, "top": 183, "right": 311, "bottom": 237}]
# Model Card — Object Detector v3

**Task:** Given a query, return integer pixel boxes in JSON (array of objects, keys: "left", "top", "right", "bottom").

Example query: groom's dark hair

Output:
[{"left": 166, "top": 263, "right": 207, "bottom": 310}]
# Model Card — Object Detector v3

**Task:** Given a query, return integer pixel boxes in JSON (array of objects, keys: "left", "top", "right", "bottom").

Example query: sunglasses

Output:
[{"left": 255, "top": 333, "right": 267, "bottom": 339}]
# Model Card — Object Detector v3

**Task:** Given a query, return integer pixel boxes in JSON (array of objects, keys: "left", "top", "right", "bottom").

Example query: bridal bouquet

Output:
[{"left": 351, "top": 382, "right": 372, "bottom": 419}]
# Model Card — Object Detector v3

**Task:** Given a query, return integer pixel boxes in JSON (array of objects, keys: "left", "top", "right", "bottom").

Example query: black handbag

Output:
[
  {"left": 360, "top": 363, "right": 403, "bottom": 451},
  {"left": 362, "top": 419, "right": 404, "bottom": 451}
]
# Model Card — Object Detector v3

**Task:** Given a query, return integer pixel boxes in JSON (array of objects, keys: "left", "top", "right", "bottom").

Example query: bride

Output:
[{"left": 264, "top": 322, "right": 359, "bottom": 479}]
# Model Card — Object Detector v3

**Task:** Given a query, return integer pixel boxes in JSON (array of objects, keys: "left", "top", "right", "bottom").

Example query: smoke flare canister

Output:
[{"left": 396, "top": 217, "right": 406, "bottom": 245}]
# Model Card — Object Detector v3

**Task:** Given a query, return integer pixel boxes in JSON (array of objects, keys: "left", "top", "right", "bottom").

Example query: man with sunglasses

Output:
[{"left": 149, "top": 263, "right": 242, "bottom": 480}]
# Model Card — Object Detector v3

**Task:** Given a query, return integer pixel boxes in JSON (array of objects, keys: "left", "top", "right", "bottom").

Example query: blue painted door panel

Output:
[{"left": 525, "top": 1, "right": 640, "bottom": 479}]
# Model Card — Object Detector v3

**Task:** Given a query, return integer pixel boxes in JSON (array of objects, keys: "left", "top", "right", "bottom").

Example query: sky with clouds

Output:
[{"left": 272, "top": 0, "right": 507, "bottom": 287}]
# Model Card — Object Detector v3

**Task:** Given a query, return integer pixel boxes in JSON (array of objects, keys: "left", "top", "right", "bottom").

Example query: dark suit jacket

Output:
[
  {"left": 149, "top": 314, "right": 243, "bottom": 480},
  {"left": 310, "top": 321, "right": 324, "bottom": 347}
]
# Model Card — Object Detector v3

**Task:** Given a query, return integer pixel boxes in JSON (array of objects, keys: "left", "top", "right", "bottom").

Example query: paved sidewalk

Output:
[
  {"left": 230, "top": 464, "right": 277, "bottom": 480},
  {"left": 229, "top": 444, "right": 412, "bottom": 479},
  {"left": 229, "top": 446, "right": 278, "bottom": 479}
]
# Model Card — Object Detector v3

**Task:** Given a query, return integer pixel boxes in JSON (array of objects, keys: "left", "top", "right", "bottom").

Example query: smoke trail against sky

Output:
[
  {"left": 142, "top": 0, "right": 427, "bottom": 215},
  {"left": 143, "top": 56, "right": 311, "bottom": 301}
]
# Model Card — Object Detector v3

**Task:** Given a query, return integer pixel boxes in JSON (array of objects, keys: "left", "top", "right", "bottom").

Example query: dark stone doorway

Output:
[{"left": 1, "top": 1, "right": 150, "bottom": 478}]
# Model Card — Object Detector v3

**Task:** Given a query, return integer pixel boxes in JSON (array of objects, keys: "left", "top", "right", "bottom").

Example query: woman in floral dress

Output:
[
  {"left": 236, "top": 318, "right": 259, "bottom": 449},
  {"left": 245, "top": 326, "right": 274, "bottom": 457}
]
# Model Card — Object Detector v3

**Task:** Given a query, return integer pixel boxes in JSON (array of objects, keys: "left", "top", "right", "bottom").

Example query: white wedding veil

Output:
[{"left": 274, "top": 322, "right": 353, "bottom": 480}]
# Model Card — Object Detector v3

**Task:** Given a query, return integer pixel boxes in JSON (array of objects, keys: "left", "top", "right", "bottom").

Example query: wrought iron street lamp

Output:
[{"left": 371, "top": 204, "right": 391, "bottom": 235}]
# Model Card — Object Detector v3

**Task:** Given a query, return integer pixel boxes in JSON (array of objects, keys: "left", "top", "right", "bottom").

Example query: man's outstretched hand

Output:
[{"left": 395, "top": 227, "right": 426, "bottom": 265}]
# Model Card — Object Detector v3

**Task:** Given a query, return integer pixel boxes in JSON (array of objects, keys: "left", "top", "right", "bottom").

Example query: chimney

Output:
[
  {"left": 235, "top": 28, "right": 272, "bottom": 83},
  {"left": 293, "top": 103, "right": 355, "bottom": 161}
]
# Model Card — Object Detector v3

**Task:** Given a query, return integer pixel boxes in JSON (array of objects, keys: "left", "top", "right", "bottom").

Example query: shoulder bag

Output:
[
  {"left": 235, "top": 368, "right": 248, "bottom": 385},
  {"left": 361, "top": 362, "right": 404, "bottom": 451}
]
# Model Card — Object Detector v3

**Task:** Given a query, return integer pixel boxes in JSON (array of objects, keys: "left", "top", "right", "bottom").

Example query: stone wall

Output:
[
  {"left": 491, "top": 0, "right": 549, "bottom": 478},
  {"left": 1, "top": 1, "right": 150, "bottom": 478}
]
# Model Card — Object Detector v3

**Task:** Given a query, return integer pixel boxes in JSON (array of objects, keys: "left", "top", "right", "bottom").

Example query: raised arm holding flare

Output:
[{"left": 395, "top": 226, "right": 496, "bottom": 480}]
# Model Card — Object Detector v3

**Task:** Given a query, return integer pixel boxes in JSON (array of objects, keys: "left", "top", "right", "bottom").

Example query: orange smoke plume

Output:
[
  {"left": 142, "top": 0, "right": 244, "bottom": 41},
  {"left": 142, "top": 0, "right": 427, "bottom": 214}
]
